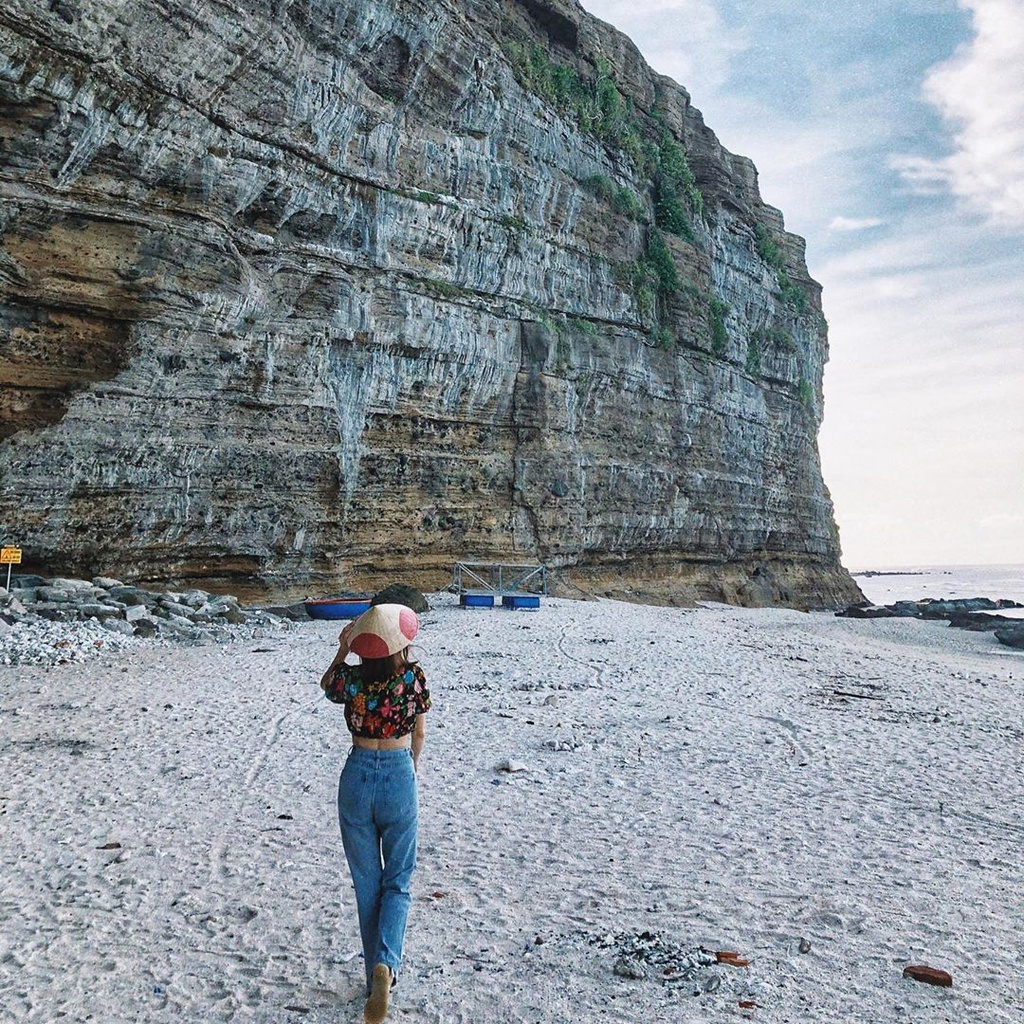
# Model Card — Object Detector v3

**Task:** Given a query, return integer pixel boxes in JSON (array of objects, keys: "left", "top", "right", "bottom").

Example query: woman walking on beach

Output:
[{"left": 320, "top": 603, "right": 431, "bottom": 1024}]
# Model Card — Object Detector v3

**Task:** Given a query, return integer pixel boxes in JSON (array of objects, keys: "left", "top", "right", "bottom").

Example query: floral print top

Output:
[{"left": 323, "top": 662, "right": 431, "bottom": 739}]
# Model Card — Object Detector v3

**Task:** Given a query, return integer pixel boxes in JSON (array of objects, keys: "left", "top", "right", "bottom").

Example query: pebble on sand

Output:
[{"left": 903, "top": 964, "right": 953, "bottom": 987}]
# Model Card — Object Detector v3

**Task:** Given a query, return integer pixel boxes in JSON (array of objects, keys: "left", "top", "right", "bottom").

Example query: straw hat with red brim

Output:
[{"left": 347, "top": 603, "right": 419, "bottom": 659}]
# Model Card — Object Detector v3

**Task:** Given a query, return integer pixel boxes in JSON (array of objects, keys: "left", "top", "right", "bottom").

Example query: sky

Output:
[{"left": 582, "top": 0, "right": 1024, "bottom": 568}]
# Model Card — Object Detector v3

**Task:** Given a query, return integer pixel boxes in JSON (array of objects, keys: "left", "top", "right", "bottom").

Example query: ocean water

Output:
[{"left": 850, "top": 564, "right": 1024, "bottom": 607}]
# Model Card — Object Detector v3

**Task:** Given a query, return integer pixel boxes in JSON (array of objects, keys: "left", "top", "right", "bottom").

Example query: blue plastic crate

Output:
[
  {"left": 501, "top": 593, "right": 541, "bottom": 610},
  {"left": 460, "top": 591, "right": 496, "bottom": 608}
]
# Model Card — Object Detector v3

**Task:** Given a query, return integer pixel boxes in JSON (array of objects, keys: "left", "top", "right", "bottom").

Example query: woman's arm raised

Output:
[{"left": 320, "top": 622, "right": 355, "bottom": 690}]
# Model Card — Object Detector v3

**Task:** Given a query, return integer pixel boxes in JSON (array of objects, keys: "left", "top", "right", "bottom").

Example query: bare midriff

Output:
[{"left": 351, "top": 735, "right": 412, "bottom": 750}]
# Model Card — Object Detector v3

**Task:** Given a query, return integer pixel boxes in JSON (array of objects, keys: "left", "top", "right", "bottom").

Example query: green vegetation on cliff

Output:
[
  {"left": 503, "top": 44, "right": 644, "bottom": 158},
  {"left": 644, "top": 229, "right": 681, "bottom": 294},
  {"left": 504, "top": 35, "right": 810, "bottom": 372},
  {"left": 580, "top": 174, "right": 645, "bottom": 218},
  {"left": 504, "top": 41, "right": 702, "bottom": 234},
  {"left": 709, "top": 298, "right": 729, "bottom": 355},
  {"left": 754, "top": 222, "right": 808, "bottom": 313},
  {"left": 651, "top": 123, "right": 701, "bottom": 239}
]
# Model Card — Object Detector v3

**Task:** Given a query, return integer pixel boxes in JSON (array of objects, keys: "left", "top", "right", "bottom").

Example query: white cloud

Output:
[
  {"left": 583, "top": 2, "right": 898, "bottom": 236},
  {"left": 828, "top": 216, "right": 885, "bottom": 231},
  {"left": 817, "top": 215, "right": 1024, "bottom": 566},
  {"left": 896, "top": 0, "right": 1024, "bottom": 223},
  {"left": 582, "top": 1, "right": 749, "bottom": 98}
]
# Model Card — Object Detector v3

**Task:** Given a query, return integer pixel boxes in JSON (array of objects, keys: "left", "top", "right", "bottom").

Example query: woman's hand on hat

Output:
[
  {"left": 321, "top": 624, "right": 355, "bottom": 686},
  {"left": 336, "top": 622, "right": 356, "bottom": 658}
]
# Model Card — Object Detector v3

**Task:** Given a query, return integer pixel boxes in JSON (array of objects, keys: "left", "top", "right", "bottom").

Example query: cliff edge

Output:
[{"left": 0, "top": 0, "right": 862, "bottom": 607}]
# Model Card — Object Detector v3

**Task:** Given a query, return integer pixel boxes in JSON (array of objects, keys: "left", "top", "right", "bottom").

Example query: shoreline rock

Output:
[
  {"left": 995, "top": 625, "right": 1024, "bottom": 650},
  {"left": 836, "top": 597, "right": 1024, "bottom": 645}
]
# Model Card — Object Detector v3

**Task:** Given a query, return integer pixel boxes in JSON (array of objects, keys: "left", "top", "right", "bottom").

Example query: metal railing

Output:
[{"left": 450, "top": 561, "right": 547, "bottom": 595}]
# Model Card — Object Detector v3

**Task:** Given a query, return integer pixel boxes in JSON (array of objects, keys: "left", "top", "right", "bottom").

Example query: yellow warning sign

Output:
[{"left": 1, "top": 547, "right": 22, "bottom": 565}]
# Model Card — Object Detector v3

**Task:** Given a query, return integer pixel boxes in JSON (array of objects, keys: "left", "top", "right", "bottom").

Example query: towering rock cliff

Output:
[{"left": 0, "top": 0, "right": 861, "bottom": 606}]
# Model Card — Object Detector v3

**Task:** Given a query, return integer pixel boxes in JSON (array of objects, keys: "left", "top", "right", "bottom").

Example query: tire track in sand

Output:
[{"left": 209, "top": 688, "right": 322, "bottom": 883}]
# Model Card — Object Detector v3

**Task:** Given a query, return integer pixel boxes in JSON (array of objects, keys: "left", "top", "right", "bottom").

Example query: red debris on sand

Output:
[
  {"left": 903, "top": 965, "right": 953, "bottom": 987},
  {"left": 739, "top": 1000, "right": 759, "bottom": 1009},
  {"left": 716, "top": 951, "right": 750, "bottom": 967}
]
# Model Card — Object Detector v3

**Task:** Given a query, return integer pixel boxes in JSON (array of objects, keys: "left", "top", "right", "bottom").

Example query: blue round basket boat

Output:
[{"left": 304, "top": 596, "right": 373, "bottom": 620}]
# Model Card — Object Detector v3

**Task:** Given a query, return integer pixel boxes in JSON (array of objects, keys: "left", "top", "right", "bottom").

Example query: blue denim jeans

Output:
[{"left": 337, "top": 747, "right": 418, "bottom": 991}]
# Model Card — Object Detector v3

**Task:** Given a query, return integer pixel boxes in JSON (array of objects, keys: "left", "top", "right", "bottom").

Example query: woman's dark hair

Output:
[{"left": 359, "top": 646, "right": 417, "bottom": 685}]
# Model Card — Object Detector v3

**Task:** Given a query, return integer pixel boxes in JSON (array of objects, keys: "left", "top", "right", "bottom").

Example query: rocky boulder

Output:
[
  {"left": 371, "top": 584, "right": 431, "bottom": 613},
  {"left": 995, "top": 625, "right": 1024, "bottom": 650},
  {"left": 835, "top": 605, "right": 896, "bottom": 619}
]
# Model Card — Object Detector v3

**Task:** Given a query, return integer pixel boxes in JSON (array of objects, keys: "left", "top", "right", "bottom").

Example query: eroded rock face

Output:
[{"left": 0, "top": 0, "right": 861, "bottom": 607}]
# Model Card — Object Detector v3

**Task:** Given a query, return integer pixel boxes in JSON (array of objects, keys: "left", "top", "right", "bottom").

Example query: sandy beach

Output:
[{"left": 1, "top": 596, "right": 1022, "bottom": 1023}]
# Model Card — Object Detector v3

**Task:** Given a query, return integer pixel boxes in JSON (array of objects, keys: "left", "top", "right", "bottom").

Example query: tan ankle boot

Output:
[{"left": 364, "top": 963, "right": 393, "bottom": 1024}]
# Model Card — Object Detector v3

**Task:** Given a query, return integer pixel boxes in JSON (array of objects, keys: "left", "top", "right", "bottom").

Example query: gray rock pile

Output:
[
  {"left": 0, "top": 618, "right": 140, "bottom": 667},
  {"left": 0, "top": 575, "right": 292, "bottom": 665},
  {"left": 593, "top": 930, "right": 719, "bottom": 984},
  {"left": 587, "top": 931, "right": 756, "bottom": 997}
]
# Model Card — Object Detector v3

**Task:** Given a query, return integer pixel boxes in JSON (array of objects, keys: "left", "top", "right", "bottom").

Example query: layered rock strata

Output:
[{"left": 0, "top": 0, "right": 862, "bottom": 606}]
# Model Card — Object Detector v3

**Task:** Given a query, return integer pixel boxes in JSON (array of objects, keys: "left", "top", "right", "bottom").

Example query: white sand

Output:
[{"left": 1, "top": 597, "right": 1022, "bottom": 1023}]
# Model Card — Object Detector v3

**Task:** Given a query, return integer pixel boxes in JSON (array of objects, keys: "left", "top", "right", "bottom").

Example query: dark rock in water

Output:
[
  {"left": 947, "top": 612, "right": 1019, "bottom": 632},
  {"left": 995, "top": 625, "right": 1024, "bottom": 649},
  {"left": 838, "top": 596, "right": 1024, "bottom": 637},
  {"left": 852, "top": 570, "right": 929, "bottom": 578},
  {"left": 372, "top": 584, "right": 430, "bottom": 613},
  {"left": 836, "top": 605, "right": 895, "bottom": 619},
  {"left": 919, "top": 598, "right": 999, "bottom": 618},
  {"left": 891, "top": 601, "right": 924, "bottom": 617}
]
